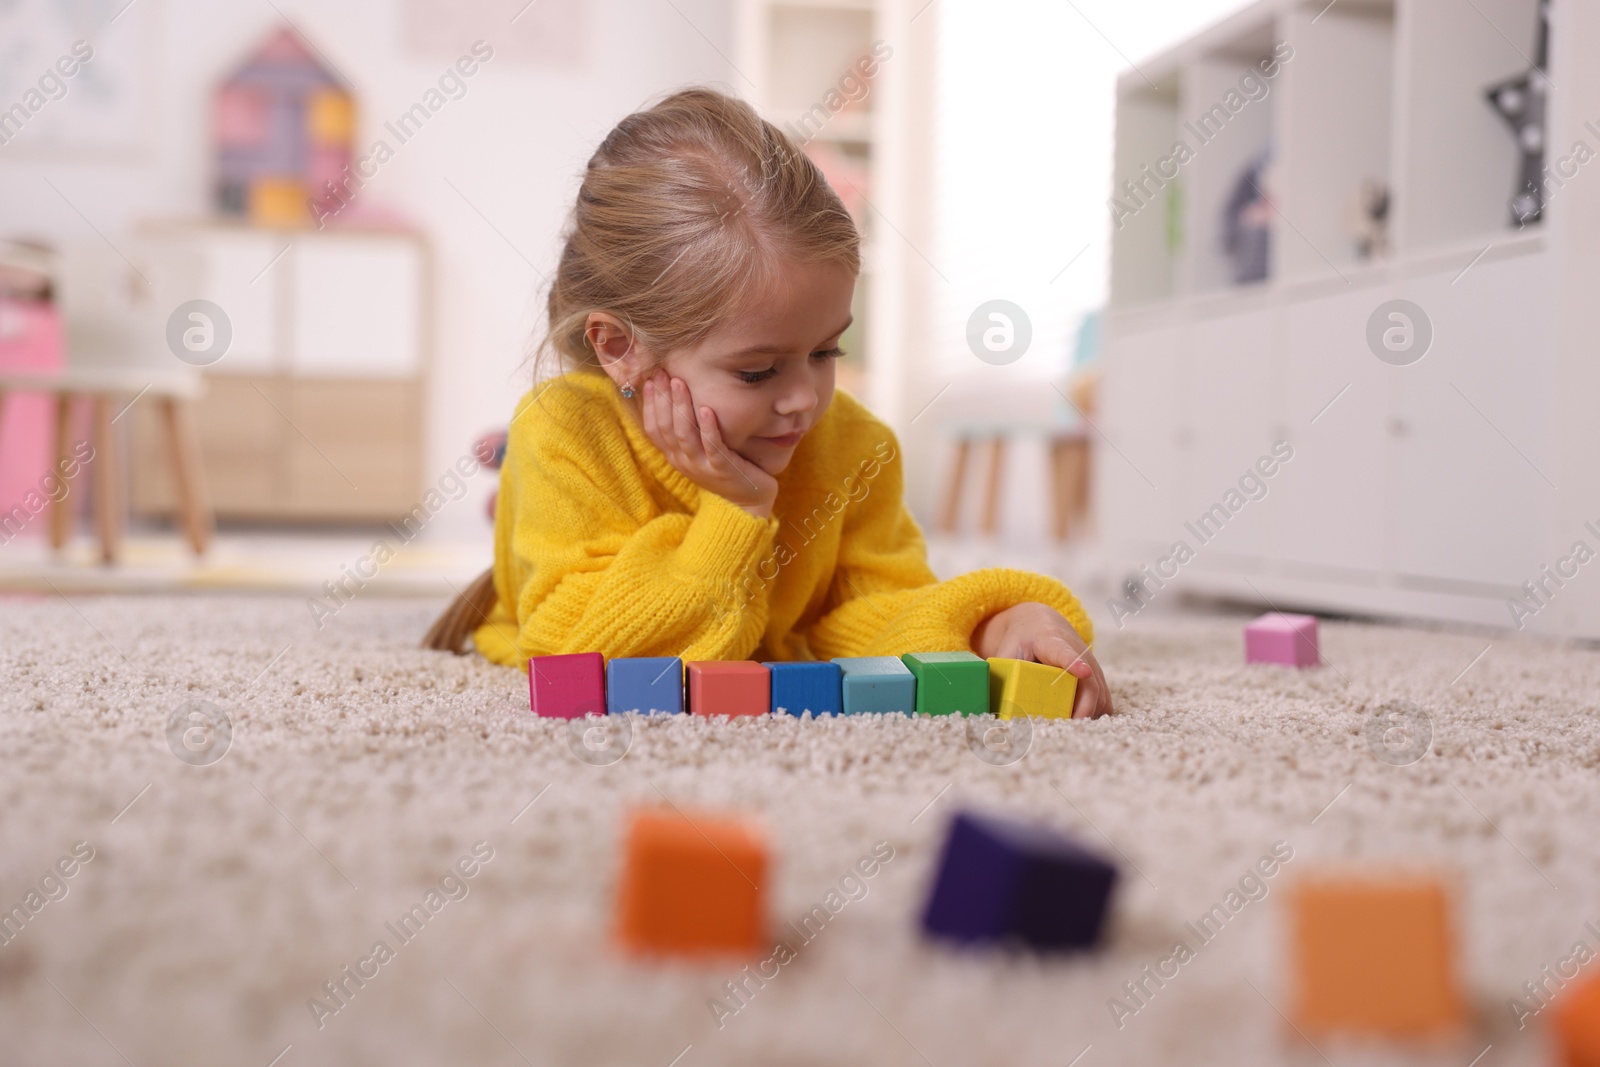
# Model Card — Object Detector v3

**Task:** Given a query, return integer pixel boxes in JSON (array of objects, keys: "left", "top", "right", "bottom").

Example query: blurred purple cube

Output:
[{"left": 920, "top": 809, "right": 1117, "bottom": 951}]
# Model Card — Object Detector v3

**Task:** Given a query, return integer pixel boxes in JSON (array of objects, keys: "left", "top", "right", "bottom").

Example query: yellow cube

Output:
[{"left": 986, "top": 657, "right": 1077, "bottom": 719}]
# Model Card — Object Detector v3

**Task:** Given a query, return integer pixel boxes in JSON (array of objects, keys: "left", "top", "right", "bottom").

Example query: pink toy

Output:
[
  {"left": 0, "top": 296, "right": 64, "bottom": 537},
  {"left": 1245, "top": 613, "right": 1320, "bottom": 668},
  {"left": 529, "top": 652, "right": 606, "bottom": 717}
]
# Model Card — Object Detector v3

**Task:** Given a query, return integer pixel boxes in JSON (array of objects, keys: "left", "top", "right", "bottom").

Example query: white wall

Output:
[
  {"left": 0, "top": 0, "right": 734, "bottom": 545},
  {"left": 931, "top": 0, "right": 1254, "bottom": 374}
]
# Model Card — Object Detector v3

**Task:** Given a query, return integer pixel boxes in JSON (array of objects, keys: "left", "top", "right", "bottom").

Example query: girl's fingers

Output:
[
  {"left": 1035, "top": 631, "right": 1082, "bottom": 669},
  {"left": 646, "top": 378, "right": 671, "bottom": 459},
  {"left": 669, "top": 379, "right": 700, "bottom": 457},
  {"left": 1072, "top": 682, "right": 1098, "bottom": 719},
  {"left": 659, "top": 380, "right": 687, "bottom": 464},
  {"left": 699, "top": 407, "right": 725, "bottom": 469},
  {"left": 1069, "top": 666, "right": 1099, "bottom": 718},
  {"left": 1082, "top": 667, "right": 1114, "bottom": 719}
]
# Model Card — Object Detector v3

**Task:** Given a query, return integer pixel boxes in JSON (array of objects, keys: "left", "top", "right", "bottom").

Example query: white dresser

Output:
[{"left": 131, "top": 222, "right": 430, "bottom": 522}]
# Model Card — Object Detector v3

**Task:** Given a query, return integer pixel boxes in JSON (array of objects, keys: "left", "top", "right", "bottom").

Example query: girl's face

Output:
[{"left": 606, "top": 259, "right": 857, "bottom": 477}]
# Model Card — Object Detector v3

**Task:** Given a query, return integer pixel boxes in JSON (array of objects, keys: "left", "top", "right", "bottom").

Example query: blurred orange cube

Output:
[
  {"left": 615, "top": 808, "right": 768, "bottom": 956},
  {"left": 1555, "top": 971, "right": 1600, "bottom": 1067},
  {"left": 1289, "top": 874, "right": 1465, "bottom": 1035}
]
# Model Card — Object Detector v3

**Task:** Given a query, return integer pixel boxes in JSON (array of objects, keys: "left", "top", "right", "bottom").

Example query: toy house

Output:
[{"left": 212, "top": 26, "right": 354, "bottom": 227}]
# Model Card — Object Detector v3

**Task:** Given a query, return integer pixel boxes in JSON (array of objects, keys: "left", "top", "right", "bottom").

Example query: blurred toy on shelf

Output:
[{"left": 213, "top": 26, "right": 354, "bottom": 227}]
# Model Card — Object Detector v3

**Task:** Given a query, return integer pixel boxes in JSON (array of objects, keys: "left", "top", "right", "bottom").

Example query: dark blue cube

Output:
[
  {"left": 920, "top": 809, "right": 1117, "bottom": 950},
  {"left": 761, "top": 661, "right": 842, "bottom": 717}
]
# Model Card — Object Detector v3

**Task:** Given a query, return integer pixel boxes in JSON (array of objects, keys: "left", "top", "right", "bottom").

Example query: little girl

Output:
[{"left": 425, "top": 88, "right": 1112, "bottom": 718}]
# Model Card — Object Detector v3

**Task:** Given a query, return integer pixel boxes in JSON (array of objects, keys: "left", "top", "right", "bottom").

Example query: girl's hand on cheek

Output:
[
  {"left": 640, "top": 370, "right": 779, "bottom": 517},
  {"left": 972, "top": 602, "right": 1114, "bottom": 719}
]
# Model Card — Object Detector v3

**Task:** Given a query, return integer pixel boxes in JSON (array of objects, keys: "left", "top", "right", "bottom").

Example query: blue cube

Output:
[
  {"left": 761, "top": 661, "right": 842, "bottom": 717},
  {"left": 921, "top": 809, "right": 1117, "bottom": 951},
  {"left": 832, "top": 657, "right": 916, "bottom": 715},
  {"left": 606, "top": 657, "right": 683, "bottom": 715}
]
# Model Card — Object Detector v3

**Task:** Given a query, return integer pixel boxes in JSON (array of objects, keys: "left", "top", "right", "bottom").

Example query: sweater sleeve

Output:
[
  {"left": 804, "top": 436, "right": 1094, "bottom": 660},
  {"left": 474, "top": 398, "right": 783, "bottom": 671}
]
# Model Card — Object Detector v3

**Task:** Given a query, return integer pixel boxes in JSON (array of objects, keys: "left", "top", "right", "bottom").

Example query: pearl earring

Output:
[{"left": 620, "top": 382, "right": 635, "bottom": 398}]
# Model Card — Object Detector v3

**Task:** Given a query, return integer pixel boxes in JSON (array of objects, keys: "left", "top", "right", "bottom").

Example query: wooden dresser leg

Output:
[
  {"left": 981, "top": 437, "right": 1005, "bottom": 537},
  {"left": 939, "top": 437, "right": 970, "bottom": 535},
  {"left": 92, "top": 394, "right": 122, "bottom": 565},
  {"left": 163, "top": 396, "right": 213, "bottom": 555},
  {"left": 51, "top": 394, "right": 75, "bottom": 549}
]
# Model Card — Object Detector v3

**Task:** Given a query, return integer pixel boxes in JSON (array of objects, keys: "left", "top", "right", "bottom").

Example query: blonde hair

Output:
[{"left": 533, "top": 87, "right": 860, "bottom": 383}]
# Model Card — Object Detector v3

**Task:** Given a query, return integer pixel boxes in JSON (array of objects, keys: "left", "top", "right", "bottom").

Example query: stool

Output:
[
  {"left": 938, "top": 420, "right": 1091, "bottom": 541},
  {"left": 0, "top": 370, "right": 213, "bottom": 563}
]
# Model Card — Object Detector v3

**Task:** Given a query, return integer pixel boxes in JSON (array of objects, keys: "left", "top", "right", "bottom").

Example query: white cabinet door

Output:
[
  {"left": 1390, "top": 254, "right": 1555, "bottom": 587},
  {"left": 1097, "top": 320, "right": 1183, "bottom": 556},
  {"left": 138, "top": 230, "right": 282, "bottom": 373},
  {"left": 1274, "top": 285, "right": 1394, "bottom": 575},
  {"left": 196, "top": 233, "right": 284, "bottom": 373},
  {"left": 1175, "top": 308, "right": 1277, "bottom": 565},
  {"left": 290, "top": 235, "right": 423, "bottom": 378}
]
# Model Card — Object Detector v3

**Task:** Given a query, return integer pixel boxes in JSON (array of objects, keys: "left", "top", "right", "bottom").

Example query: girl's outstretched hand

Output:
[
  {"left": 971, "top": 601, "right": 1114, "bottom": 719},
  {"left": 639, "top": 369, "right": 778, "bottom": 518}
]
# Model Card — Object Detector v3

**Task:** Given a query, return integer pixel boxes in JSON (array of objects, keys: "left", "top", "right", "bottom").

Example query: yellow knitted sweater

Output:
[{"left": 472, "top": 370, "right": 1094, "bottom": 670}]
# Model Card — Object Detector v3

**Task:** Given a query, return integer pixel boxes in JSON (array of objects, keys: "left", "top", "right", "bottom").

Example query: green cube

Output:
[{"left": 900, "top": 652, "right": 990, "bottom": 716}]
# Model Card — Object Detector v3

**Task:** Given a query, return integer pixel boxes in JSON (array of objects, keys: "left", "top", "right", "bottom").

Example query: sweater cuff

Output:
[
  {"left": 680, "top": 489, "right": 781, "bottom": 585},
  {"left": 953, "top": 568, "right": 1096, "bottom": 649}
]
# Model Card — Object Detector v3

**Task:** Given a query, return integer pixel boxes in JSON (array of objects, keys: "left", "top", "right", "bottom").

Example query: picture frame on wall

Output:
[{"left": 0, "top": 0, "right": 156, "bottom": 159}]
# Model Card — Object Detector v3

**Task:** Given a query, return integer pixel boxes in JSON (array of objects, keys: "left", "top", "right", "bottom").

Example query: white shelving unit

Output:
[
  {"left": 735, "top": 0, "right": 880, "bottom": 401},
  {"left": 736, "top": 0, "right": 943, "bottom": 444},
  {"left": 1098, "top": 0, "right": 1600, "bottom": 637}
]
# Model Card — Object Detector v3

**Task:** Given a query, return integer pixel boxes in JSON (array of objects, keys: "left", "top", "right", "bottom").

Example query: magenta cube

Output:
[
  {"left": 1244, "top": 613, "right": 1320, "bottom": 668},
  {"left": 528, "top": 652, "right": 606, "bottom": 717}
]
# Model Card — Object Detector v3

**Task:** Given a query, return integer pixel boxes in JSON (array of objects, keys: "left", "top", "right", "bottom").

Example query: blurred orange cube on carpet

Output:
[
  {"left": 1289, "top": 874, "right": 1465, "bottom": 1036},
  {"left": 615, "top": 808, "right": 768, "bottom": 955},
  {"left": 1555, "top": 971, "right": 1600, "bottom": 1067}
]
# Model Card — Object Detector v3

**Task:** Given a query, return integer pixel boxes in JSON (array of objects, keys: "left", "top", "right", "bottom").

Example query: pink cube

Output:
[
  {"left": 529, "top": 652, "right": 605, "bottom": 718},
  {"left": 1245, "top": 613, "right": 1320, "bottom": 668}
]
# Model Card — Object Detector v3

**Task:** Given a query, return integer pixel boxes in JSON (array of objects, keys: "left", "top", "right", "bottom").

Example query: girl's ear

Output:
[{"left": 585, "top": 311, "right": 645, "bottom": 386}]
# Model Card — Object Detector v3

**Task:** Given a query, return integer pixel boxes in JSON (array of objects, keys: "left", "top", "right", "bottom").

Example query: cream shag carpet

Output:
[{"left": 1, "top": 594, "right": 1596, "bottom": 1067}]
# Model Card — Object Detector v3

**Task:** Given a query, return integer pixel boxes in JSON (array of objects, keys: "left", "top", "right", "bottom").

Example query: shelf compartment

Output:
[
  {"left": 767, "top": 4, "right": 877, "bottom": 128},
  {"left": 1108, "top": 78, "right": 1181, "bottom": 307},
  {"left": 1393, "top": 0, "right": 1546, "bottom": 252},
  {"left": 1177, "top": 17, "right": 1283, "bottom": 296},
  {"left": 1277, "top": 0, "right": 1396, "bottom": 283}
]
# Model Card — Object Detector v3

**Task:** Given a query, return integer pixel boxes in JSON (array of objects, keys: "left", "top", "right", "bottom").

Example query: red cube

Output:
[{"left": 686, "top": 661, "right": 769, "bottom": 717}]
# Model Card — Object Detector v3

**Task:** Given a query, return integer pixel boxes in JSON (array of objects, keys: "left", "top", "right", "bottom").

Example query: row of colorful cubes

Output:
[{"left": 528, "top": 651, "right": 1079, "bottom": 719}]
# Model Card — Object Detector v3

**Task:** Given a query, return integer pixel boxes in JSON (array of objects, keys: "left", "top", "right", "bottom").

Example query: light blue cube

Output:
[
  {"left": 762, "top": 661, "right": 843, "bottom": 717},
  {"left": 606, "top": 657, "right": 683, "bottom": 715},
  {"left": 832, "top": 656, "right": 917, "bottom": 715}
]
